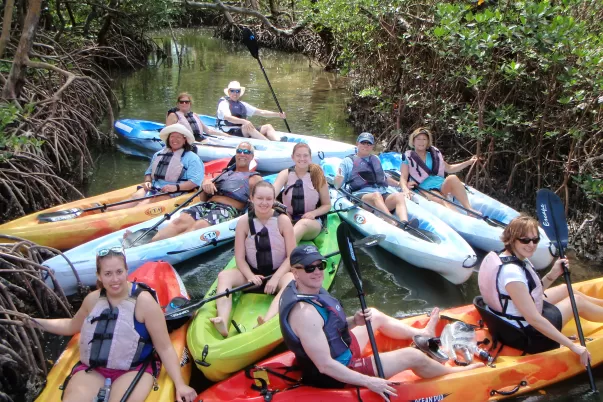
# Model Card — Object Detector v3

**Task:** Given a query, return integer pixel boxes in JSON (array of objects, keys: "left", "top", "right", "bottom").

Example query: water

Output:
[{"left": 84, "top": 29, "right": 603, "bottom": 401}]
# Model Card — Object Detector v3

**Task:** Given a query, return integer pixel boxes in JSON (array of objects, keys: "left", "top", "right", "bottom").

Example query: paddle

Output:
[
  {"left": 164, "top": 234, "right": 385, "bottom": 324},
  {"left": 536, "top": 189, "right": 596, "bottom": 392},
  {"left": 385, "top": 169, "right": 506, "bottom": 228},
  {"left": 337, "top": 222, "right": 387, "bottom": 380},
  {"left": 241, "top": 27, "right": 292, "bottom": 133},
  {"left": 37, "top": 191, "right": 176, "bottom": 223},
  {"left": 127, "top": 162, "right": 236, "bottom": 248}
]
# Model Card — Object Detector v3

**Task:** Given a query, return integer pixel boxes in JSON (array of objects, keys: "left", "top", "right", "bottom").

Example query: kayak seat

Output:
[{"left": 473, "top": 296, "right": 529, "bottom": 353}]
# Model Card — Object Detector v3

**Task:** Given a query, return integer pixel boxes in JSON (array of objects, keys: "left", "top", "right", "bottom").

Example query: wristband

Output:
[{"left": 176, "top": 184, "right": 181, "bottom": 192}]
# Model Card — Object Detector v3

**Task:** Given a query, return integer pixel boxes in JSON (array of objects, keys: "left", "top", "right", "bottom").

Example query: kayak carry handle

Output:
[{"left": 490, "top": 380, "right": 527, "bottom": 396}]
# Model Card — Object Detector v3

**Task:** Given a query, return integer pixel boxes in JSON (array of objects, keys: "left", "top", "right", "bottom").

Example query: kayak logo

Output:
[
  {"left": 410, "top": 394, "right": 450, "bottom": 402},
  {"left": 201, "top": 231, "right": 220, "bottom": 242},
  {"left": 145, "top": 206, "right": 165, "bottom": 216},
  {"left": 540, "top": 203, "right": 550, "bottom": 227},
  {"left": 354, "top": 214, "right": 366, "bottom": 225}
]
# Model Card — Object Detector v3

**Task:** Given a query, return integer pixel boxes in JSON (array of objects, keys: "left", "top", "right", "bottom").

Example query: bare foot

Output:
[
  {"left": 423, "top": 307, "right": 440, "bottom": 338},
  {"left": 452, "top": 362, "right": 485, "bottom": 372},
  {"left": 122, "top": 230, "right": 132, "bottom": 240},
  {"left": 209, "top": 317, "right": 229, "bottom": 337},
  {"left": 256, "top": 316, "right": 266, "bottom": 327}
]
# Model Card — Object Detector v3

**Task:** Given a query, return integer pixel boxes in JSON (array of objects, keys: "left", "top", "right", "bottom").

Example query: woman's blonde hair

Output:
[
  {"left": 177, "top": 92, "right": 193, "bottom": 104},
  {"left": 408, "top": 127, "right": 433, "bottom": 149},
  {"left": 291, "top": 143, "right": 327, "bottom": 191},
  {"left": 500, "top": 215, "right": 540, "bottom": 252}
]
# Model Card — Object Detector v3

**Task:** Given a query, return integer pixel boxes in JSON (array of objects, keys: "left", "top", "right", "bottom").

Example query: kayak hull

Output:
[
  {"left": 0, "top": 158, "right": 230, "bottom": 250},
  {"left": 187, "top": 214, "right": 342, "bottom": 382},
  {"left": 197, "top": 277, "right": 603, "bottom": 402},
  {"left": 36, "top": 261, "right": 192, "bottom": 402}
]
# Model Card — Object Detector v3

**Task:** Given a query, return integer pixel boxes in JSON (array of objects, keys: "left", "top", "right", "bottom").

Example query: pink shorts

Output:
[
  {"left": 347, "top": 332, "right": 376, "bottom": 376},
  {"left": 71, "top": 361, "right": 159, "bottom": 383}
]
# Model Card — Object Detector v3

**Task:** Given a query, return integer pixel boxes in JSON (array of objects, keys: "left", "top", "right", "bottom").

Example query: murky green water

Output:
[{"left": 84, "top": 29, "right": 603, "bottom": 401}]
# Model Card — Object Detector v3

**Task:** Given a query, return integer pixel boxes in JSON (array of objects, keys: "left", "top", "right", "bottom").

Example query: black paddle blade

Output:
[
  {"left": 536, "top": 189, "right": 568, "bottom": 249},
  {"left": 122, "top": 228, "right": 158, "bottom": 248},
  {"left": 358, "top": 234, "right": 386, "bottom": 248},
  {"left": 164, "top": 296, "right": 193, "bottom": 332},
  {"left": 241, "top": 27, "right": 260, "bottom": 59},
  {"left": 336, "top": 222, "right": 364, "bottom": 292}
]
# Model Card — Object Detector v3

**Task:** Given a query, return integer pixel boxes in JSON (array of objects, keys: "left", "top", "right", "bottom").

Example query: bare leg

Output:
[
  {"left": 242, "top": 123, "right": 268, "bottom": 140},
  {"left": 440, "top": 175, "right": 477, "bottom": 213},
  {"left": 545, "top": 286, "right": 603, "bottom": 307},
  {"left": 360, "top": 192, "right": 397, "bottom": 224},
  {"left": 109, "top": 371, "right": 154, "bottom": 402},
  {"left": 293, "top": 218, "right": 322, "bottom": 243},
  {"left": 184, "top": 218, "right": 211, "bottom": 233},
  {"left": 62, "top": 369, "right": 105, "bottom": 402},
  {"left": 107, "top": 188, "right": 147, "bottom": 211},
  {"left": 151, "top": 213, "right": 195, "bottom": 242},
  {"left": 210, "top": 269, "right": 249, "bottom": 337},
  {"left": 260, "top": 124, "right": 281, "bottom": 141},
  {"left": 557, "top": 293, "right": 603, "bottom": 327},
  {"left": 384, "top": 193, "right": 409, "bottom": 222},
  {"left": 257, "top": 272, "right": 295, "bottom": 325}
]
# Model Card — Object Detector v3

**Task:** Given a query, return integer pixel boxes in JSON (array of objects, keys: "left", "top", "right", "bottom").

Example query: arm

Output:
[
  {"left": 144, "top": 154, "right": 158, "bottom": 190},
  {"left": 138, "top": 293, "right": 196, "bottom": 401},
  {"left": 160, "top": 154, "right": 204, "bottom": 193},
  {"left": 302, "top": 183, "right": 332, "bottom": 219},
  {"left": 264, "top": 215, "right": 296, "bottom": 294},
  {"left": 444, "top": 156, "right": 477, "bottom": 174},
  {"left": 272, "top": 170, "right": 289, "bottom": 195},
  {"left": 233, "top": 216, "right": 263, "bottom": 286},
  {"left": 202, "top": 122, "right": 229, "bottom": 137},
  {"left": 33, "top": 291, "right": 98, "bottom": 336},
  {"left": 542, "top": 258, "right": 567, "bottom": 290},
  {"left": 166, "top": 113, "right": 178, "bottom": 126},
  {"left": 334, "top": 160, "right": 349, "bottom": 190},
  {"left": 253, "top": 108, "right": 286, "bottom": 119},
  {"left": 248, "top": 175, "right": 263, "bottom": 195}
]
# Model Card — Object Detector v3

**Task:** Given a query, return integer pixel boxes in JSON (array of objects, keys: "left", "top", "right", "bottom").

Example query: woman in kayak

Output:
[
  {"left": 399, "top": 127, "right": 478, "bottom": 212},
  {"left": 108, "top": 123, "right": 204, "bottom": 211},
  {"left": 210, "top": 181, "right": 296, "bottom": 336},
  {"left": 478, "top": 215, "right": 601, "bottom": 366},
  {"left": 166, "top": 92, "right": 227, "bottom": 141},
  {"left": 29, "top": 248, "right": 197, "bottom": 402},
  {"left": 272, "top": 143, "right": 331, "bottom": 242}
]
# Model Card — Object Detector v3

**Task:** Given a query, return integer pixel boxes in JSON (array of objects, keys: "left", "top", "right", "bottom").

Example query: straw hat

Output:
[
  {"left": 408, "top": 127, "right": 433, "bottom": 149},
  {"left": 159, "top": 123, "right": 195, "bottom": 145},
  {"left": 224, "top": 81, "right": 246, "bottom": 97}
]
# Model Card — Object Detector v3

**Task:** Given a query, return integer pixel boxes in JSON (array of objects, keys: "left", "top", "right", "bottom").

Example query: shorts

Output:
[
  {"left": 352, "top": 190, "right": 392, "bottom": 201},
  {"left": 136, "top": 185, "right": 183, "bottom": 198},
  {"left": 71, "top": 361, "right": 160, "bottom": 383},
  {"left": 182, "top": 202, "right": 240, "bottom": 225},
  {"left": 223, "top": 126, "right": 261, "bottom": 137},
  {"left": 347, "top": 331, "right": 376, "bottom": 377},
  {"left": 522, "top": 301, "right": 563, "bottom": 354}
]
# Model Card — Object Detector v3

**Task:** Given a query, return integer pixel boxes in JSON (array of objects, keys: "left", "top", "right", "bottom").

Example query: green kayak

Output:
[{"left": 187, "top": 214, "right": 342, "bottom": 382}]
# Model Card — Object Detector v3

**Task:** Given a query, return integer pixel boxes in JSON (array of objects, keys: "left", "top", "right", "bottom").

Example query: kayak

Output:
[
  {"left": 36, "top": 261, "right": 192, "bottom": 402},
  {"left": 114, "top": 118, "right": 357, "bottom": 172},
  {"left": 186, "top": 213, "right": 342, "bottom": 382},
  {"left": 0, "top": 158, "right": 232, "bottom": 251},
  {"left": 322, "top": 157, "right": 477, "bottom": 285},
  {"left": 42, "top": 167, "right": 259, "bottom": 297},
  {"left": 379, "top": 152, "right": 555, "bottom": 269},
  {"left": 196, "top": 277, "right": 603, "bottom": 402}
]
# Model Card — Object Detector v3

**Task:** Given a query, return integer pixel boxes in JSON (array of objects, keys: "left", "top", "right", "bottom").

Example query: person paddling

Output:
[
  {"left": 280, "top": 245, "right": 483, "bottom": 401},
  {"left": 29, "top": 248, "right": 197, "bottom": 402},
  {"left": 216, "top": 81, "right": 286, "bottom": 141},
  {"left": 210, "top": 182, "right": 296, "bottom": 336},
  {"left": 108, "top": 124, "right": 204, "bottom": 211},
  {"left": 273, "top": 143, "right": 331, "bottom": 243},
  {"left": 166, "top": 92, "right": 227, "bottom": 141},
  {"left": 334, "top": 132, "right": 416, "bottom": 227}
]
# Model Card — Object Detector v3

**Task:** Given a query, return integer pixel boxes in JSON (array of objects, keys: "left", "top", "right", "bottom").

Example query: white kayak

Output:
[
  {"left": 114, "top": 119, "right": 356, "bottom": 172},
  {"left": 378, "top": 152, "right": 555, "bottom": 269},
  {"left": 322, "top": 157, "right": 477, "bottom": 285},
  {"left": 43, "top": 203, "right": 240, "bottom": 296}
]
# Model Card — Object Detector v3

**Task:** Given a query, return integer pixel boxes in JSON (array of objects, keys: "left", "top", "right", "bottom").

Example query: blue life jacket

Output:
[
  {"left": 345, "top": 154, "right": 388, "bottom": 192},
  {"left": 214, "top": 170, "right": 260, "bottom": 205},
  {"left": 216, "top": 96, "right": 247, "bottom": 128}
]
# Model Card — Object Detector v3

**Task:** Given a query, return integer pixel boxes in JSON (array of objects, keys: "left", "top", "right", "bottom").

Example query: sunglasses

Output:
[
  {"left": 294, "top": 261, "right": 326, "bottom": 273},
  {"left": 97, "top": 246, "right": 125, "bottom": 257},
  {"left": 359, "top": 141, "right": 373, "bottom": 145},
  {"left": 236, "top": 148, "right": 253, "bottom": 155},
  {"left": 517, "top": 237, "right": 540, "bottom": 245},
  {"left": 229, "top": 89, "right": 241, "bottom": 94},
  {"left": 178, "top": 100, "right": 191, "bottom": 104}
]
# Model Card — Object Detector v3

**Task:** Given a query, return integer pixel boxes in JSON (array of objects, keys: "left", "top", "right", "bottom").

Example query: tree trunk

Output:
[
  {"left": 0, "top": 0, "right": 16, "bottom": 58},
  {"left": 2, "top": 0, "right": 43, "bottom": 99}
]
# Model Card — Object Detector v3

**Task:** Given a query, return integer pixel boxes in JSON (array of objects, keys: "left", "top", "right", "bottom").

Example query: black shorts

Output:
[
  {"left": 522, "top": 301, "right": 563, "bottom": 354},
  {"left": 225, "top": 126, "right": 261, "bottom": 137}
]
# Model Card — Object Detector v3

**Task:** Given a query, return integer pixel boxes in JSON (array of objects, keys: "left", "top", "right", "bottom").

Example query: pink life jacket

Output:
[
  {"left": 79, "top": 283, "right": 154, "bottom": 370},
  {"left": 245, "top": 210, "right": 287, "bottom": 276},
  {"left": 175, "top": 111, "right": 204, "bottom": 141},
  {"left": 404, "top": 146, "right": 445, "bottom": 185},
  {"left": 478, "top": 251, "right": 543, "bottom": 322},
  {"left": 150, "top": 147, "right": 186, "bottom": 183},
  {"left": 281, "top": 169, "right": 321, "bottom": 222}
]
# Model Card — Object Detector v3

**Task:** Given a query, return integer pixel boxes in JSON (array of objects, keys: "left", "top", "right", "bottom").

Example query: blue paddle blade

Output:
[
  {"left": 336, "top": 222, "right": 364, "bottom": 292},
  {"left": 536, "top": 189, "right": 569, "bottom": 249}
]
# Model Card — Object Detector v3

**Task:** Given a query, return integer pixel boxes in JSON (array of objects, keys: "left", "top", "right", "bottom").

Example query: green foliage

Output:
[
  {"left": 0, "top": 103, "right": 45, "bottom": 163},
  {"left": 573, "top": 175, "right": 603, "bottom": 200}
]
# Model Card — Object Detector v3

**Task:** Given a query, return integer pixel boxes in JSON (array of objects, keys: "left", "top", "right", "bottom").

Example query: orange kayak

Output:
[
  {"left": 0, "top": 158, "right": 245, "bottom": 250},
  {"left": 36, "top": 260, "right": 192, "bottom": 401},
  {"left": 197, "top": 277, "right": 603, "bottom": 401}
]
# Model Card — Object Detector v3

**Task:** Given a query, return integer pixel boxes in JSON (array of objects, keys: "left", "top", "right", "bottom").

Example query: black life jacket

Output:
[
  {"left": 344, "top": 154, "right": 388, "bottom": 192},
  {"left": 216, "top": 96, "right": 247, "bottom": 128}
]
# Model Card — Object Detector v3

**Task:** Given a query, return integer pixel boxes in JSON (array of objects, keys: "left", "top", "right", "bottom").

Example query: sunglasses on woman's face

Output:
[
  {"left": 295, "top": 261, "right": 326, "bottom": 274},
  {"left": 178, "top": 100, "right": 191, "bottom": 104},
  {"left": 97, "top": 246, "right": 125, "bottom": 257},
  {"left": 229, "top": 89, "right": 241, "bottom": 94},
  {"left": 236, "top": 148, "right": 253, "bottom": 155},
  {"left": 517, "top": 237, "right": 540, "bottom": 245}
]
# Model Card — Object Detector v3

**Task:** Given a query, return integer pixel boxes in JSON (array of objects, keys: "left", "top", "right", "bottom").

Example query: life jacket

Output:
[
  {"left": 279, "top": 281, "right": 352, "bottom": 383},
  {"left": 245, "top": 209, "right": 287, "bottom": 276},
  {"left": 79, "top": 283, "right": 156, "bottom": 371},
  {"left": 281, "top": 168, "right": 321, "bottom": 222},
  {"left": 167, "top": 108, "right": 205, "bottom": 141},
  {"left": 478, "top": 251, "right": 543, "bottom": 324},
  {"left": 403, "top": 146, "right": 445, "bottom": 185},
  {"left": 344, "top": 154, "right": 388, "bottom": 192},
  {"left": 216, "top": 96, "right": 247, "bottom": 128},
  {"left": 150, "top": 148, "right": 187, "bottom": 183},
  {"left": 214, "top": 170, "right": 261, "bottom": 205}
]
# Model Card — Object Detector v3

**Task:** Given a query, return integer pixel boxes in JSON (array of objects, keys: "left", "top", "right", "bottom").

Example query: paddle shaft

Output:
[
  {"left": 120, "top": 356, "right": 151, "bottom": 402},
  {"left": 254, "top": 58, "right": 291, "bottom": 133}
]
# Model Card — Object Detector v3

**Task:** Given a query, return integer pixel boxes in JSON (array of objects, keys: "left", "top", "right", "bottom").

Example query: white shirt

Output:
[
  {"left": 489, "top": 261, "right": 533, "bottom": 327},
  {"left": 217, "top": 99, "right": 257, "bottom": 131}
]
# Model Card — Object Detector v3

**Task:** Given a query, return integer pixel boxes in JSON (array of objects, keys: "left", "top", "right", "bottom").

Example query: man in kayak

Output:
[
  {"left": 149, "top": 141, "right": 263, "bottom": 242},
  {"left": 280, "top": 245, "right": 484, "bottom": 400},
  {"left": 216, "top": 80, "right": 286, "bottom": 141},
  {"left": 334, "top": 132, "right": 416, "bottom": 227}
]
